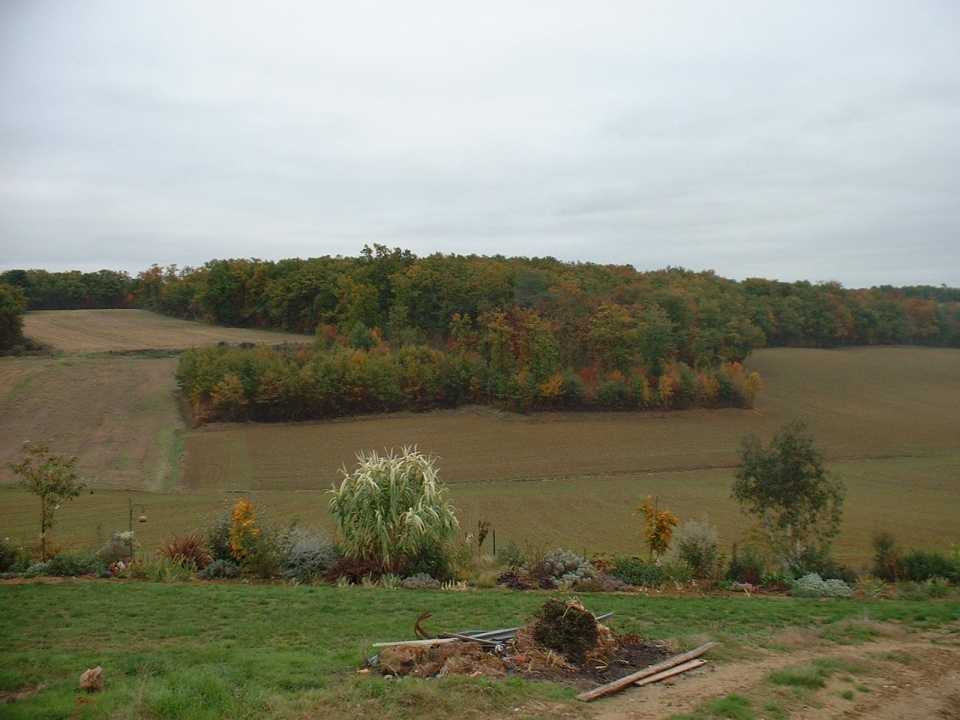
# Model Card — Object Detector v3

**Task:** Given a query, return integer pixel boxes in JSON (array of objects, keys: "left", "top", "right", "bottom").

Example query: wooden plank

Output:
[
  {"left": 372, "top": 638, "right": 457, "bottom": 648},
  {"left": 576, "top": 641, "right": 719, "bottom": 702},
  {"left": 438, "top": 632, "right": 500, "bottom": 647},
  {"left": 634, "top": 658, "right": 706, "bottom": 687}
]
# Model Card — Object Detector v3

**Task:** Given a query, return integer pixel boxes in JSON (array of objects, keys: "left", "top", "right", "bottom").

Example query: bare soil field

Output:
[
  {"left": 1, "top": 341, "right": 958, "bottom": 562},
  {"left": 22, "top": 308, "right": 309, "bottom": 354},
  {"left": 0, "top": 356, "right": 183, "bottom": 491},
  {"left": 180, "top": 346, "right": 960, "bottom": 492}
]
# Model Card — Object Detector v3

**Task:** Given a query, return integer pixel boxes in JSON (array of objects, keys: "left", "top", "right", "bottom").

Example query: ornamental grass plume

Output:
[{"left": 328, "top": 446, "right": 459, "bottom": 577}]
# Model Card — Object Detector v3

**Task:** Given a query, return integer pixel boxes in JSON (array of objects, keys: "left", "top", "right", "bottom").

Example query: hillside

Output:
[{"left": 1, "top": 308, "right": 957, "bottom": 561}]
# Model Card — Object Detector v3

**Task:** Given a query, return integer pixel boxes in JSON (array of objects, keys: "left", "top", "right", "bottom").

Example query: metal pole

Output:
[{"left": 128, "top": 499, "right": 146, "bottom": 561}]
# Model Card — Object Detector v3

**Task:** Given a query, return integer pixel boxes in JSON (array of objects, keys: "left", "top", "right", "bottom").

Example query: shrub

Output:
[
  {"left": 399, "top": 573, "right": 441, "bottom": 590},
  {"left": 198, "top": 559, "right": 241, "bottom": 580},
  {"left": 97, "top": 531, "right": 136, "bottom": 565},
  {"left": 793, "top": 544, "right": 856, "bottom": 584},
  {"left": 573, "top": 574, "right": 632, "bottom": 593},
  {"left": 495, "top": 570, "right": 531, "bottom": 590},
  {"left": 496, "top": 539, "right": 527, "bottom": 569},
  {"left": 924, "top": 576, "right": 952, "bottom": 598},
  {"left": 853, "top": 574, "right": 886, "bottom": 598},
  {"left": 204, "top": 513, "right": 234, "bottom": 562},
  {"left": 243, "top": 537, "right": 282, "bottom": 579},
  {"left": 596, "top": 379, "right": 631, "bottom": 409},
  {"left": 24, "top": 552, "right": 99, "bottom": 578},
  {"left": 789, "top": 572, "right": 852, "bottom": 598},
  {"left": 158, "top": 532, "right": 212, "bottom": 571},
  {"left": 902, "top": 549, "right": 958, "bottom": 583},
  {"left": 522, "top": 548, "right": 596, "bottom": 589},
  {"left": 136, "top": 557, "right": 193, "bottom": 583},
  {"left": 894, "top": 581, "right": 930, "bottom": 601},
  {"left": 380, "top": 573, "right": 400, "bottom": 589},
  {"left": 727, "top": 543, "right": 765, "bottom": 585},
  {"left": 405, "top": 541, "right": 456, "bottom": 582},
  {"left": 611, "top": 557, "right": 671, "bottom": 587},
  {"left": 280, "top": 528, "right": 338, "bottom": 581},
  {"left": 0, "top": 539, "right": 17, "bottom": 572},
  {"left": 325, "top": 556, "right": 382, "bottom": 585},
  {"left": 871, "top": 531, "right": 904, "bottom": 581},
  {"left": 668, "top": 516, "right": 721, "bottom": 579}
]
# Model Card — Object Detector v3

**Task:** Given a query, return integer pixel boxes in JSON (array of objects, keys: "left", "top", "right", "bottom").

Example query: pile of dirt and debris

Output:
[{"left": 368, "top": 598, "right": 674, "bottom": 691}]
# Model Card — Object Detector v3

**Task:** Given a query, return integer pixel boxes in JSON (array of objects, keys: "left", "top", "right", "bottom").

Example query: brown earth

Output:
[
  {"left": 0, "top": 356, "right": 184, "bottom": 490},
  {"left": 583, "top": 624, "right": 960, "bottom": 720}
]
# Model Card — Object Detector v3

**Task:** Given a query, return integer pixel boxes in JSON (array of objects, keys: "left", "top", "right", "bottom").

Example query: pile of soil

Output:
[{"left": 374, "top": 598, "right": 672, "bottom": 690}]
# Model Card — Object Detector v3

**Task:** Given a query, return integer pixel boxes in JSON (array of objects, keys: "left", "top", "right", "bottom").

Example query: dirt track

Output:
[{"left": 585, "top": 624, "right": 960, "bottom": 720}]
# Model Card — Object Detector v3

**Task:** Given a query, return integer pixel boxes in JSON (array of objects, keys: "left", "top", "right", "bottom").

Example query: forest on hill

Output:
[
  {"left": 3, "top": 246, "right": 958, "bottom": 421},
  {"left": 4, "top": 245, "right": 959, "bottom": 350}
]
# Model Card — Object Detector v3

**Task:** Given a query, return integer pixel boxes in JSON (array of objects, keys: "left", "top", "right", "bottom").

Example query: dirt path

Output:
[{"left": 587, "top": 624, "right": 960, "bottom": 720}]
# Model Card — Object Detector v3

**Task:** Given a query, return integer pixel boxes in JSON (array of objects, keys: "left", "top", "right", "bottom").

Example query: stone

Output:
[{"left": 79, "top": 667, "right": 104, "bottom": 693}]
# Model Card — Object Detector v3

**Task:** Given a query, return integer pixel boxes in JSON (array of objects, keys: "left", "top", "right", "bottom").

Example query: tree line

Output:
[
  {"left": 4, "top": 247, "right": 959, "bottom": 351},
  {"left": 176, "top": 339, "right": 761, "bottom": 422},
  {"left": 3, "top": 247, "right": 959, "bottom": 364}
]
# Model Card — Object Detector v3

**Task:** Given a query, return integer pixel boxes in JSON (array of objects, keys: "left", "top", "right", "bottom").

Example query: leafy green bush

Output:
[
  {"left": 793, "top": 545, "right": 856, "bottom": 584},
  {"left": 405, "top": 541, "right": 457, "bottom": 582},
  {"left": 134, "top": 557, "right": 193, "bottom": 583},
  {"left": 668, "top": 516, "right": 721, "bottom": 579},
  {"left": 726, "top": 544, "right": 765, "bottom": 585},
  {"left": 902, "top": 550, "right": 959, "bottom": 583},
  {"left": 24, "top": 552, "right": 100, "bottom": 578},
  {"left": 204, "top": 512, "right": 234, "bottom": 562},
  {"left": 894, "top": 581, "right": 930, "bottom": 601},
  {"left": 871, "top": 531, "right": 904, "bottom": 581},
  {"left": 197, "top": 559, "right": 241, "bottom": 580},
  {"left": 280, "top": 528, "right": 338, "bottom": 581},
  {"left": 611, "top": 557, "right": 671, "bottom": 587},
  {"left": 0, "top": 538, "right": 18, "bottom": 572},
  {"left": 924, "top": 576, "right": 953, "bottom": 598},
  {"left": 789, "top": 572, "right": 852, "bottom": 598},
  {"left": 496, "top": 539, "right": 527, "bottom": 569}
]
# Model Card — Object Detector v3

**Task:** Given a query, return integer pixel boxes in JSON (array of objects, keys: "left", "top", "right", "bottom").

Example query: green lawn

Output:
[{"left": 2, "top": 581, "right": 959, "bottom": 719}]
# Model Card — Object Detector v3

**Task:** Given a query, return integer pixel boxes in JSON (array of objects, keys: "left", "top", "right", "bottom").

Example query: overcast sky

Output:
[{"left": 1, "top": 2, "right": 959, "bottom": 287}]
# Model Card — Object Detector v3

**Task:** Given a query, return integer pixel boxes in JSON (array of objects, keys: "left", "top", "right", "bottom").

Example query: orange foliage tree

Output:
[{"left": 634, "top": 495, "right": 679, "bottom": 561}]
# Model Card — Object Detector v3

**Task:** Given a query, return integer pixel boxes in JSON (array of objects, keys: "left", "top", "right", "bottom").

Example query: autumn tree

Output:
[
  {"left": 732, "top": 420, "right": 844, "bottom": 571},
  {"left": 0, "top": 283, "right": 27, "bottom": 350},
  {"left": 7, "top": 441, "right": 86, "bottom": 561},
  {"left": 634, "top": 495, "right": 679, "bottom": 561}
]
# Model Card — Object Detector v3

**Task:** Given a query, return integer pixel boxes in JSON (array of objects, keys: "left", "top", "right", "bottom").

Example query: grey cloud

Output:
[{"left": 1, "top": 1, "right": 958, "bottom": 287}]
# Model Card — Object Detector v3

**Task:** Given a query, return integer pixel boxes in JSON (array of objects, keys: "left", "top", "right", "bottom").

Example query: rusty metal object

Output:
[{"left": 414, "top": 612, "right": 433, "bottom": 639}]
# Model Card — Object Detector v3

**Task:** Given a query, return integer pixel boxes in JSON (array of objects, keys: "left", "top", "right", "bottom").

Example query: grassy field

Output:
[
  {"left": 0, "top": 356, "right": 184, "bottom": 491},
  {"left": 22, "top": 309, "right": 309, "bottom": 355},
  {"left": 1, "top": 309, "right": 958, "bottom": 563},
  {"left": 1, "top": 581, "right": 958, "bottom": 720}
]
